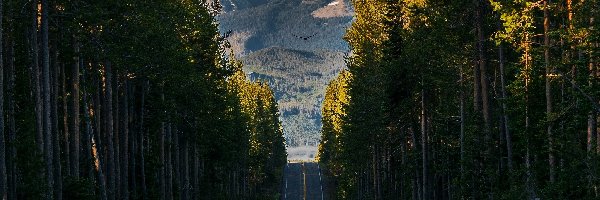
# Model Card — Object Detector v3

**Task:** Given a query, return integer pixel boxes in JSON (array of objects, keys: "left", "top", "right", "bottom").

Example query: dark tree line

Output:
[
  {"left": 0, "top": 0, "right": 286, "bottom": 199},
  {"left": 319, "top": 0, "right": 599, "bottom": 199}
]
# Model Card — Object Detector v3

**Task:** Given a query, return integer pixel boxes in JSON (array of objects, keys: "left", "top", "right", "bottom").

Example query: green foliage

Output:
[
  {"left": 2, "top": 0, "right": 287, "bottom": 198},
  {"left": 318, "top": 0, "right": 600, "bottom": 199}
]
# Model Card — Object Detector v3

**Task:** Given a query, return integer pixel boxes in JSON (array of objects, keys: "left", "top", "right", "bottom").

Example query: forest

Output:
[
  {"left": 0, "top": 0, "right": 286, "bottom": 199},
  {"left": 318, "top": 0, "right": 600, "bottom": 199},
  {"left": 242, "top": 47, "right": 346, "bottom": 147}
]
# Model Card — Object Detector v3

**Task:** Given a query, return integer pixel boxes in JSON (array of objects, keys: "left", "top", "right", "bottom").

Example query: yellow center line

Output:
[{"left": 303, "top": 163, "right": 307, "bottom": 200}]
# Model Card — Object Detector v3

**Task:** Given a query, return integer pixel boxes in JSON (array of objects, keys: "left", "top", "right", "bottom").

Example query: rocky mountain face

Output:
[{"left": 218, "top": 0, "right": 352, "bottom": 149}]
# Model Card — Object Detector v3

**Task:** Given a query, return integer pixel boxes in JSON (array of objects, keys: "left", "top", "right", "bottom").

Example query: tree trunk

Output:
[
  {"left": 139, "top": 80, "right": 148, "bottom": 200},
  {"left": 41, "top": 0, "right": 55, "bottom": 197},
  {"left": 7, "top": 26, "right": 17, "bottom": 200},
  {"left": 113, "top": 77, "right": 120, "bottom": 198},
  {"left": 120, "top": 79, "right": 130, "bottom": 199},
  {"left": 409, "top": 126, "right": 420, "bottom": 200},
  {"left": 173, "top": 126, "right": 180, "bottom": 200},
  {"left": 591, "top": 16, "right": 599, "bottom": 155},
  {"left": 52, "top": 49, "right": 63, "bottom": 200},
  {"left": 475, "top": 2, "right": 493, "bottom": 196},
  {"left": 82, "top": 61, "right": 94, "bottom": 179},
  {"left": 92, "top": 86, "right": 108, "bottom": 200},
  {"left": 543, "top": 0, "right": 555, "bottom": 184},
  {"left": 0, "top": 0, "right": 6, "bottom": 197},
  {"left": 476, "top": 0, "right": 492, "bottom": 144},
  {"left": 70, "top": 38, "right": 81, "bottom": 178},
  {"left": 166, "top": 123, "right": 173, "bottom": 200},
  {"left": 160, "top": 122, "right": 166, "bottom": 200},
  {"left": 182, "top": 138, "right": 190, "bottom": 200},
  {"left": 128, "top": 82, "right": 136, "bottom": 198},
  {"left": 105, "top": 61, "right": 116, "bottom": 200},
  {"left": 62, "top": 53, "right": 70, "bottom": 178},
  {"left": 459, "top": 64, "right": 465, "bottom": 188},
  {"left": 523, "top": 32, "right": 537, "bottom": 200},
  {"left": 421, "top": 89, "right": 428, "bottom": 200},
  {"left": 192, "top": 146, "right": 199, "bottom": 200},
  {"left": 499, "top": 41, "right": 513, "bottom": 170},
  {"left": 30, "top": 0, "right": 44, "bottom": 156},
  {"left": 588, "top": 16, "right": 598, "bottom": 195},
  {"left": 93, "top": 67, "right": 108, "bottom": 200}
]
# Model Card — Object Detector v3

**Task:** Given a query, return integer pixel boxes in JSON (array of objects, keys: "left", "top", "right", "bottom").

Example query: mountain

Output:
[
  {"left": 217, "top": 0, "right": 353, "bottom": 150},
  {"left": 218, "top": 0, "right": 353, "bottom": 54}
]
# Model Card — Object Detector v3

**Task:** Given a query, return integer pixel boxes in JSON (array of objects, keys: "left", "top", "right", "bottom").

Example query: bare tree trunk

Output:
[
  {"left": 160, "top": 120, "right": 166, "bottom": 200},
  {"left": 92, "top": 84, "right": 108, "bottom": 200},
  {"left": 591, "top": 16, "right": 599, "bottom": 155},
  {"left": 120, "top": 79, "right": 130, "bottom": 199},
  {"left": 7, "top": 26, "right": 18, "bottom": 200},
  {"left": 128, "top": 82, "right": 135, "bottom": 198},
  {"left": 82, "top": 61, "right": 93, "bottom": 179},
  {"left": 182, "top": 138, "right": 190, "bottom": 200},
  {"left": 62, "top": 54, "right": 70, "bottom": 178},
  {"left": 523, "top": 33, "right": 537, "bottom": 200},
  {"left": 139, "top": 80, "right": 148, "bottom": 200},
  {"left": 192, "top": 146, "right": 199, "bottom": 200},
  {"left": 475, "top": 2, "right": 493, "bottom": 197},
  {"left": 543, "top": 0, "right": 555, "bottom": 184},
  {"left": 166, "top": 123, "right": 173, "bottom": 200},
  {"left": 421, "top": 89, "right": 428, "bottom": 200},
  {"left": 0, "top": 0, "right": 6, "bottom": 197},
  {"left": 459, "top": 65, "right": 465, "bottom": 192},
  {"left": 589, "top": 16, "right": 598, "bottom": 196},
  {"left": 93, "top": 131, "right": 108, "bottom": 200},
  {"left": 30, "top": 0, "right": 44, "bottom": 156},
  {"left": 105, "top": 61, "right": 116, "bottom": 200},
  {"left": 93, "top": 67, "right": 108, "bottom": 200},
  {"left": 173, "top": 126, "right": 180, "bottom": 200},
  {"left": 52, "top": 49, "right": 63, "bottom": 200},
  {"left": 113, "top": 77, "right": 120, "bottom": 198},
  {"left": 476, "top": 0, "right": 492, "bottom": 144},
  {"left": 409, "top": 126, "right": 420, "bottom": 200},
  {"left": 499, "top": 41, "right": 513, "bottom": 170},
  {"left": 41, "top": 0, "right": 55, "bottom": 197},
  {"left": 70, "top": 38, "right": 81, "bottom": 178}
]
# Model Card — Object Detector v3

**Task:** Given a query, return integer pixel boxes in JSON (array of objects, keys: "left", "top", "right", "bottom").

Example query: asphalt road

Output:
[{"left": 282, "top": 162, "right": 324, "bottom": 200}]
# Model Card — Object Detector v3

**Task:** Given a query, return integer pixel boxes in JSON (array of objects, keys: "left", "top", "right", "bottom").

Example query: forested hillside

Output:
[
  {"left": 318, "top": 0, "right": 600, "bottom": 199},
  {"left": 243, "top": 47, "right": 345, "bottom": 146},
  {"left": 0, "top": 1, "right": 285, "bottom": 199},
  {"left": 217, "top": 0, "right": 353, "bottom": 148}
]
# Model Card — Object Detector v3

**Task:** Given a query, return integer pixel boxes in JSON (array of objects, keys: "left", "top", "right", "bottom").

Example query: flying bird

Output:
[
  {"left": 224, "top": 30, "right": 233, "bottom": 38},
  {"left": 292, "top": 33, "right": 317, "bottom": 41}
]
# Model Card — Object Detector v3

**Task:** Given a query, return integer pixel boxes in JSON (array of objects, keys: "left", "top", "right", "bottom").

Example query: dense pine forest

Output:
[
  {"left": 318, "top": 0, "right": 600, "bottom": 199},
  {"left": 0, "top": 0, "right": 286, "bottom": 199}
]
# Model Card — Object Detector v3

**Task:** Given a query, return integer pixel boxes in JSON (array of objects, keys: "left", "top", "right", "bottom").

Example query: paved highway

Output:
[{"left": 282, "top": 162, "right": 324, "bottom": 200}]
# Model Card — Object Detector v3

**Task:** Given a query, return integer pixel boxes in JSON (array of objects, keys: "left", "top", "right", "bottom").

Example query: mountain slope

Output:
[
  {"left": 218, "top": 0, "right": 353, "bottom": 53},
  {"left": 217, "top": 0, "right": 352, "bottom": 149}
]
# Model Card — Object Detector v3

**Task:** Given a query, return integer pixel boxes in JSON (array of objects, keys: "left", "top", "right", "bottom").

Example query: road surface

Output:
[{"left": 282, "top": 162, "right": 324, "bottom": 200}]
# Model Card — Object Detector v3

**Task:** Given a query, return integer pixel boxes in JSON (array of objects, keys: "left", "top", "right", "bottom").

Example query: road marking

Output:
[
  {"left": 319, "top": 164, "right": 324, "bottom": 200},
  {"left": 303, "top": 163, "right": 307, "bottom": 200},
  {"left": 284, "top": 164, "right": 287, "bottom": 200}
]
